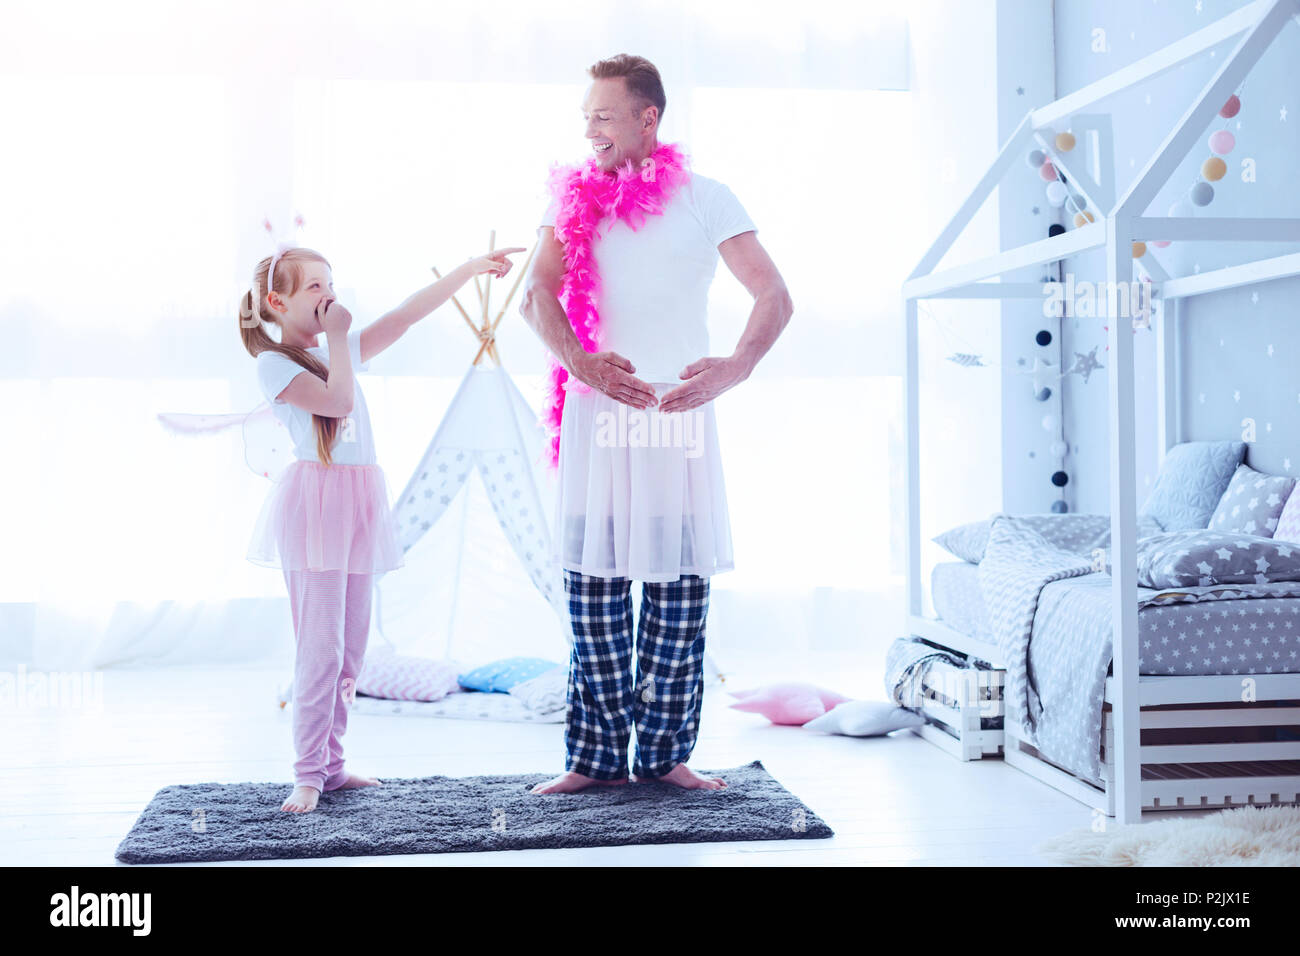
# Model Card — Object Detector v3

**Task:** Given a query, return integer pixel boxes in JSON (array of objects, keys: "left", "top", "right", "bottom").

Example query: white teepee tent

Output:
[{"left": 373, "top": 238, "right": 572, "bottom": 664}]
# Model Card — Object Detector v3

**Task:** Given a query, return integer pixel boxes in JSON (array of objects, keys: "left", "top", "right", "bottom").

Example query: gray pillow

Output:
[
  {"left": 1135, "top": 529, "right": 1300, "bottom": 588},
  {"left": 932, "top": 513, "right": 1163, "bottom": 564},
  {"left": 1207, "top": 463, "right": 1295, "bottom": 536},
  {"left": 507, "top": 666, "right": 567, "bottom": 715},
  {"left": 932, "top": 518, "right": 993, "bottom": 564},
  {"left": 1140, "top": 441, "right": 1246, "bottom": 531},
  {"left": 803, "top": 700, "right": 926, "bottom": 737}
]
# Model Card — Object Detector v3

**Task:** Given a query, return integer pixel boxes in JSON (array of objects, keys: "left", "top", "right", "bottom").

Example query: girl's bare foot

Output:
[
  {"left": 530, "top": 771, "right": 629, "bottom": 794},
  {"left": 280, "top": 785, "right": 321, "bottom": 813},
  {"left": 326, "top": 772, "right": 381, "bottom": 792},
  {"left": 632, "top": 763, "right": 726, "bottom": 790}
]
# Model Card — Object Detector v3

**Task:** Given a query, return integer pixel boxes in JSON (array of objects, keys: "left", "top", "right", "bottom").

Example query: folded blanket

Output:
[
  {"left": 933, "top": 512, "right": 1164, "bottom": 564},
  {"left": 978, "top": 515, "right": 1098, "bottom": 745}
]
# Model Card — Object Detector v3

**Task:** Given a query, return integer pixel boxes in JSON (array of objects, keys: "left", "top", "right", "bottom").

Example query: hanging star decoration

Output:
[
  {"left": 1010, "top": 351, "right": 1105, "bottom": 391},
  {"left": 941, "top": 345, "right": 1104, "bottom": 386},
  {"left": 1067, "top": 347, "right": 1104, "bottom": 384},
  {"left": 1030, "top": 356, "right": 1056, "bottom": 393}
]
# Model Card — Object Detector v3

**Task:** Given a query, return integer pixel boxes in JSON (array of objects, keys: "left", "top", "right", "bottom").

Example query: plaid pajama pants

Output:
[{"left": 562, "top": 569, "right": 711, "bottom": 780}]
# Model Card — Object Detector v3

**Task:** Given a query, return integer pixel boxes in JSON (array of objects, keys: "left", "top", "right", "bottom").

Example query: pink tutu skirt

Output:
[{"left": 247, "top": 460, "right": 406, "bottom": 575}]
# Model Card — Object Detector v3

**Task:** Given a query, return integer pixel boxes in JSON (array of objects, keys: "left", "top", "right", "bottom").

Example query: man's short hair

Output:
[{"left": 588, "top": 53, "right": 666, "bottom": 123}]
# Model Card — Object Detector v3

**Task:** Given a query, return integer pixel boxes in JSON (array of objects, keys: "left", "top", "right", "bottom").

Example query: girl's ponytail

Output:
[{"left": 238, "top": 249, "right": 342, "bottom": 466}]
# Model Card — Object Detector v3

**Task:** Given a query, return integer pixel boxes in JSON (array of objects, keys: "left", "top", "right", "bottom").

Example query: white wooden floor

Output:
[{"left": 1, "top": 652, "right": 1124, "bottom": 866}]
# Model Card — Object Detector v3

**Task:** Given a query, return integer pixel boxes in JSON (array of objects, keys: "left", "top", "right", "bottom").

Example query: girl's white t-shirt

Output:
[
  {"left": 540, "top": 171, "right": 756, "bottom": 385},
  {"left": 255, "top": 328, "right": 377, "bottom": 465}
]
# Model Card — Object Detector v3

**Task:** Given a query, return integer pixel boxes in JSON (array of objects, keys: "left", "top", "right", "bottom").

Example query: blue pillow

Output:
[
  {"left": 1140, "top": 441, "right": 1246, "bottom": 532},
  {"left": 458, "top": 657, "right": 562, "bottom": 693}
]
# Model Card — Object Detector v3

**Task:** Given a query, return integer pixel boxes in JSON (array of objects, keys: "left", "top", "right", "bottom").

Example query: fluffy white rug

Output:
[{"left": 1038, "top": 806, "right": 1300, "bottom": 866}]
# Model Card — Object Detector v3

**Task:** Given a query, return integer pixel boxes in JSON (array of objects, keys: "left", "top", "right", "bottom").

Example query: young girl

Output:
[{"left": 239, "top": 242, "right": 524, "bottom": 813}]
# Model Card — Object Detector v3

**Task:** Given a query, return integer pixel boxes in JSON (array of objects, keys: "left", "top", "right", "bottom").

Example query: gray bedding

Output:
[
  {"left": 932, "top": 559, "right": 1300, "bottom": 676},
  {"left": 962, "top": 514, "right": 1300, "bottom": 782},
  {"left": 930, "top": 561, "right": 994, "bottom": 644}
]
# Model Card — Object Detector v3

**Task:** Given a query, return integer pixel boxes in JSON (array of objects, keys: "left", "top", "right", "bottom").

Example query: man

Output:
[{"left": 521, "top": 54, "right": 792, "bottom": 794}]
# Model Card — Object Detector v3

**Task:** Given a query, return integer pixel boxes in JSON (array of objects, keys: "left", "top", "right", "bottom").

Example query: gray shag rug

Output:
[{"left": 115, "top": 760, "right": 832, "bottom": 864}]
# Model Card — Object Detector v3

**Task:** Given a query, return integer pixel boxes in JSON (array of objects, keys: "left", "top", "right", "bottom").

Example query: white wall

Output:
[
  {"left": 905, "top": 0, "right": 1004, "bottom": 614},
  {"left": 997, "top": 0, "right": 1069, "bottom": 514}
]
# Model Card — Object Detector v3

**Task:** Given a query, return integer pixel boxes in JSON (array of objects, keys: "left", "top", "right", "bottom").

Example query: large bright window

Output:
[{"left": 1, "top": 0, "right": 914, "bottom": 664}]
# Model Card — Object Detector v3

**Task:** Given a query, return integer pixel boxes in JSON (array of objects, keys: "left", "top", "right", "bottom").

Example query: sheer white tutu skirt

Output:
[{"left": 553, "top": 381, "right": 733, "bottom": 582}]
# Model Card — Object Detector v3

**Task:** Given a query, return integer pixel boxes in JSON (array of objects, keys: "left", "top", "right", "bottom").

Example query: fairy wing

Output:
[
  {"left": 157, "top": 402, "right": 293, "bottom": 481},
  {"left": 241, "top": 402, "right": 295, "bottom": 481}
]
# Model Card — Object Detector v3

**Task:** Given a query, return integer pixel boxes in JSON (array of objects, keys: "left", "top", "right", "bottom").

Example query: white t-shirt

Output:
[
  {"left": 255, "top": 328, "right": 377, "bottom": 465},
  {"left": 540, "top": 172, "right": 756, "bottom": 384}
]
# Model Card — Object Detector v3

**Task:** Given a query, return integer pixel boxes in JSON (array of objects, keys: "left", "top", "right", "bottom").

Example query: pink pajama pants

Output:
[{"left": 282, "top": 568, "right": 373, "bottom": 792}]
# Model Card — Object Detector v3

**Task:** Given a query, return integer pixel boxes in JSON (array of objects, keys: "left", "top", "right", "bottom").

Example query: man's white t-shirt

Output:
[
  {"left": 540, "top": 172, "right": 756, "bottom": 384},
  {"left": 255, "top": 328, "right": 377, "bottom": 465}
]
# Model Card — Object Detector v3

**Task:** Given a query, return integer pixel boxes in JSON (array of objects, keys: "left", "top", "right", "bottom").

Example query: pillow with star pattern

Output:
[
  {"left": 1206, "top": 463, "right": 1295, "bottom": 536},
  {"left": 1273, "top": 485, "right": 1300, "bottom": 545},
  {"left": 1134, "top": 529, "right": 1300, "bottom": 588}
]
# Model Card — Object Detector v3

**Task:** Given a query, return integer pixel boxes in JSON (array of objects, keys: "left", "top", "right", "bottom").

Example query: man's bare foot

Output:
[
  {"left": 280, "top": 785, "right": 321, "bottom": 813},
  {"left": 530, "top": 771, "right": 629, "bottom": 794},
  {"left": 326, "top": 772, "right": 382, "bottom": 792},
  {"left": 632, "top": 763, "right": 726, "bottom": 790}
]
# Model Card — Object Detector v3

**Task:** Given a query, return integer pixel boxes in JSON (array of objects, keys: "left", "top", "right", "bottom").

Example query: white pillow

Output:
[
  {"left": 507, "top": 665, "right": 567, "bottom": 714},
  {"left": 803, "top": 700, "right": 926, "bottom": 737}
]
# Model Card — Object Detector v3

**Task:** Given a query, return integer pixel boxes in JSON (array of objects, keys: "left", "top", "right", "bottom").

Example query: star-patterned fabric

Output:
[
  {"left": 1028, "top": 575, "right": 1300, "bottom": 783},
  {"left": 391, "top": 445, "right": 565, "bottom": 621},
  {"left": 1272, "top": 484, "right": 1300, "bottom": 544},
  {"left": 1206, "top": 463, "right": 1295, "bottom": 536},
  {"left": 973, "top": 515, "right": 1300, "bottom": 784},
  {"left": 384, "top": 367, "right": 569, "bottom": 628},
  {"left": 1134, "top": 529, "right": 1300, "bottom": 588}
]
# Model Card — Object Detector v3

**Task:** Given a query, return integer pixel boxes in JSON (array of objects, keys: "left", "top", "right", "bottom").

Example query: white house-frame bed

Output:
[{"left": 901, "top": 0, "right": 1300, "bottom": 824}]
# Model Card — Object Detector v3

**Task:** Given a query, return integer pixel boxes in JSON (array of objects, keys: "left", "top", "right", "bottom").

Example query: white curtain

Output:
[{"left": 0, "top": 0, "right": 916, "bottom": 669}]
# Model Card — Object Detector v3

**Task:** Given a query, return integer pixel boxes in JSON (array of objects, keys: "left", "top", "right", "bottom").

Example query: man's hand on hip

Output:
[
  {"left": 571, "top": 351, "right": 659, "bottom": 409},
  {"left": 657, "top": 356, "right": 747, "bottom": 413}
]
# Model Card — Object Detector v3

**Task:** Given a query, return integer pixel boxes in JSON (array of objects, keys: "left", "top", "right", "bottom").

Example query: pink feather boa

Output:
[{"left": 541, "top": 141, "right": 692, "bottom": 468}]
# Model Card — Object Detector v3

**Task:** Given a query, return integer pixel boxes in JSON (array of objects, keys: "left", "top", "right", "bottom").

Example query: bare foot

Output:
[
  {"left": 530, "top": 771, "right": 629, "bottom": 794},
  {"left": 280, "top": 785, "right": 321, "bottom": 813},
  {"left": 633, "top": 763, "right": 726, "bottom": 790},
  {"left": 325, "top": 771, "right": 382, "bottom": 792}
]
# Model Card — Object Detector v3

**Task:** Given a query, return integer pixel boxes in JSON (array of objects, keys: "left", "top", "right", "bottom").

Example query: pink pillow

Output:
[
  {"left": 1275, "top": 488, "right": 1300, "bottom": 544},
  {"left": 728, "top": 683, "right": 851, "bottom": 725},
  {"left": 356, "top": 646, "right": 462, "bottom": 702}
]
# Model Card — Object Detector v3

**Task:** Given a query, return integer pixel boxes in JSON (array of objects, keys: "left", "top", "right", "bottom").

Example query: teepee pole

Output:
[
  {"left": 472, "top": 273, "right": 485, "bottom": 314},
  {"left": 483, "top": 230, "right": 495, "bottom": 329},
  {"left": 471, "top": 240, "right": 537, "bottom": 367},
  {"left": 430, "top": 265, "right": 481, "bottom": 338},
  {"left": 492, "top": 242, "right": 537, "bottom": 327},
  {"left": 481, "top": 230, "right": 499, "bottom": 366}
]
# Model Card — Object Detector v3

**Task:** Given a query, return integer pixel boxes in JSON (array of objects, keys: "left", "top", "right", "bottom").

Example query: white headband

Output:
[
  {"left": 264, "top": 238, "right": 297, "bottom": 307},
  {"left": 256, "top": 214, "right": 306, "bottom": 317}
]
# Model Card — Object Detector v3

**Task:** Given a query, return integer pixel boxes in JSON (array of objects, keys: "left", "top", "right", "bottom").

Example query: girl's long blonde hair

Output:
[{"left": 238, "top": 248, "right": 342, "bottom": 465}]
